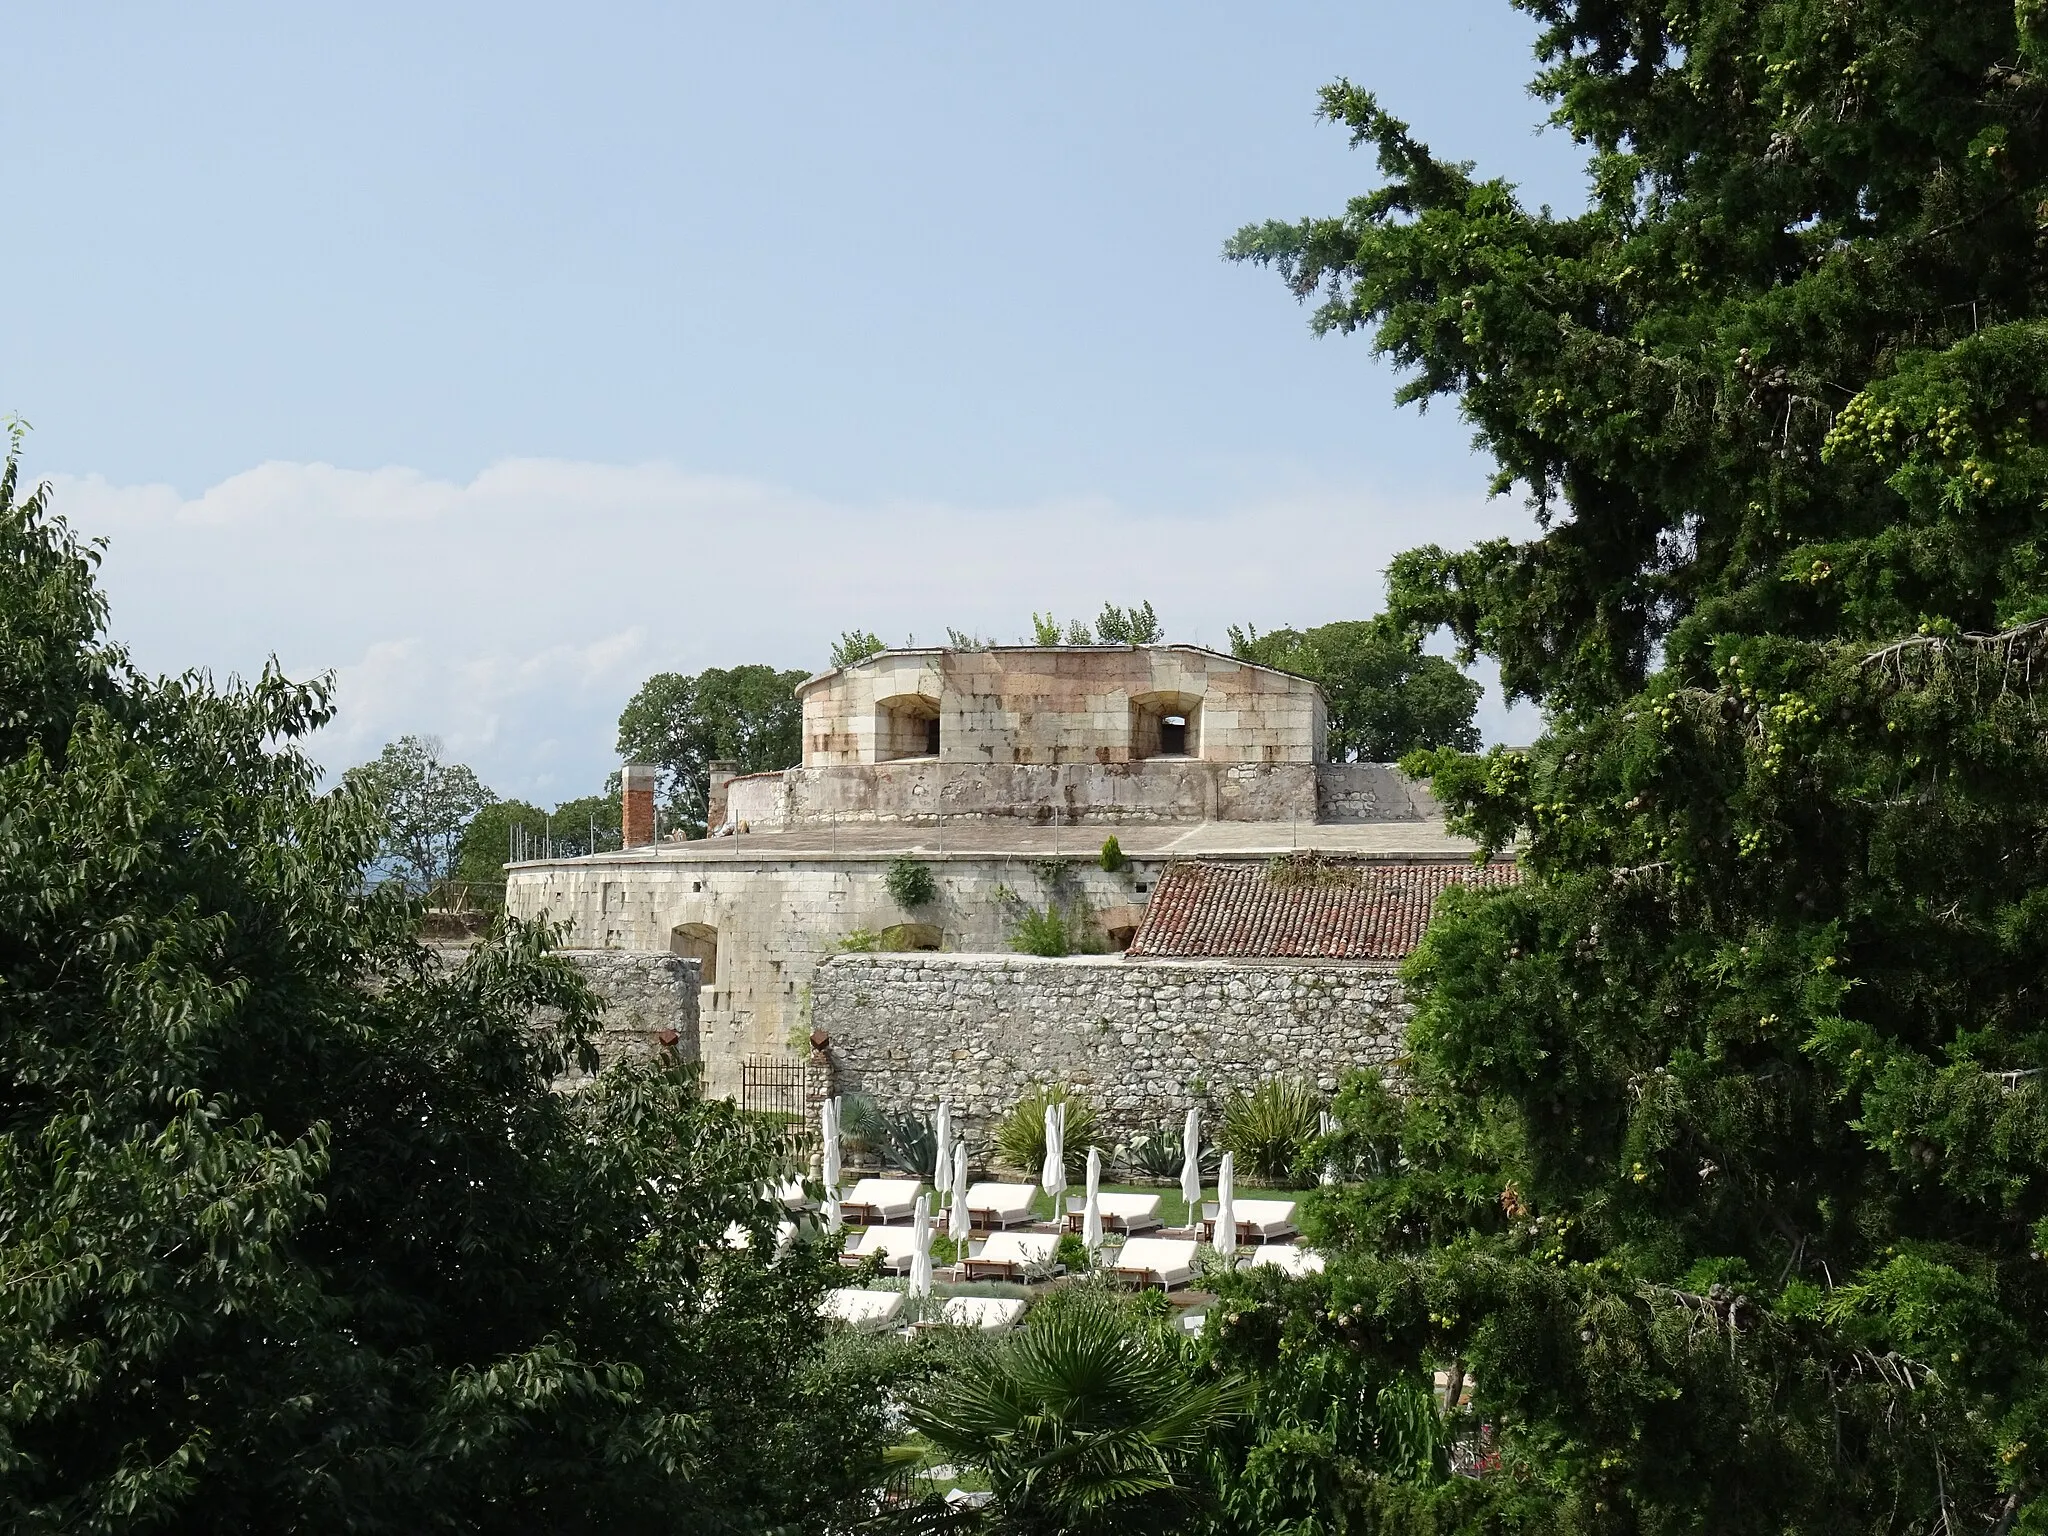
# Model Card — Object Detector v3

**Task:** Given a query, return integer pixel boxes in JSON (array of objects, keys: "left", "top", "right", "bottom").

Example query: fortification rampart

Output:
[{"left": 809, "top": 951, "right": 1410, "bottom": 1147}]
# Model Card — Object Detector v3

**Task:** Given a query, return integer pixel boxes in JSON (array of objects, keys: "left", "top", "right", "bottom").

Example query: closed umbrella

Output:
[
  {"left": 1178, "top": 1107, "right": 1202, "bottom": 1226},
  {"left": 1213, "top": 1151, "right": 1236, "bottom": 1258},
  {"left": 933, "top": 1101, "right": 953, "bottom": 1195},
  {"left": 1317, "top": 1108, "right": 1337, "bottom": 1187},
  {"left": 821, "top": 1096, "right": 843, "bottom": 1233},
  {"left": 1041, "top": 1101, "right": 1067, "bottom": 1203},
  {"left": 1082, "top": 1146, "right": 1104, "bottom": 1253},
  {"left": 909, "top": 1193, "right": 933, "bottom": 1299},
  {"left": 948, "top": 1142, "right": 971, "bottom": 1245}
]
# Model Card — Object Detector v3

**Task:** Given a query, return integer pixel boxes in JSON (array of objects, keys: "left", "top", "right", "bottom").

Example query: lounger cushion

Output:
[
  {"left": 941, "top": 1296, "right": 1027, "bottom": 1332},
  {"left": 1112, "top": 1237, "right": 1198, "bottom": 1288},
  {"left": 820, "top": 1288, "right": 905, "bottom": 1329},
  {"left": 962, "top": 1182, "right": 1039, "bottom": 1226},
  {"left": 963, "top": 1232, "right": 1058, "bottom": 1275},
  {"left": 1248, "top": 1245, "right": 1324, "bottom": 1276},
  {"left": 842, "top": 1178, "right": 923, "bottom": 1220}
]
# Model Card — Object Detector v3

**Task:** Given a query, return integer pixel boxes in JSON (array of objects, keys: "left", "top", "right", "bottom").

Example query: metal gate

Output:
[{"left": 740, "top": 1056, "right": 818, "bottom": 1163}]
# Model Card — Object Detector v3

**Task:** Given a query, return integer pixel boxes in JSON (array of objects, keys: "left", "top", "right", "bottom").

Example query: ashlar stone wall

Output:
[{"left": 811, "top": 952, "right": 1410, "bottom": 1147}]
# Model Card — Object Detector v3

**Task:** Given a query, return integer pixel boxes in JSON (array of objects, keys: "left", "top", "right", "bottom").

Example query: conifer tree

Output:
[{"left": 1214, "top": 3, "right": 2048, "bottom": 1529}]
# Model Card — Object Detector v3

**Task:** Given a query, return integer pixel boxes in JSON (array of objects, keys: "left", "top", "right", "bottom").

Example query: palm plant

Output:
[
  {"left": 994, "top": 1085, "right": 1099, "bottom": 1179},
  {"left": 1217, "top": 1078, "right": 1321, "bottom": 1184},
  {"left": 907, "top": 1299, "right": 1249, "bottom": 1534}
]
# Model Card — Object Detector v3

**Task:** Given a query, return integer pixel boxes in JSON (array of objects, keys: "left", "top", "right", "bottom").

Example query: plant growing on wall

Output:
[
  {"left": 836, "top": 928, "right": 883, "bottom": 952},
  {"left": 884, "top": 856, "right": 937, "bottom": 909},
  {"left": 829, "top": 630, "right": 887, "bottom": 667},
  {"left": 1008, "top": 904, "right": 1071, "bottom": 957},
  {"left": 1098, "top": 836, "right": 1127, "bottom": 874},
  {"left": 1217, "top": 1079, "right": 1322, "bottom": 1184},
  {"left": 994, "top": 1086, "right": 1099, "bottom": 1179}
]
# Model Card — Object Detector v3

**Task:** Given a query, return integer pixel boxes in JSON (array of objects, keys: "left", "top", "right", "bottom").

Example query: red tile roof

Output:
[{"left": 1127, "top": 857, "right": 1521, "bottom": 962}]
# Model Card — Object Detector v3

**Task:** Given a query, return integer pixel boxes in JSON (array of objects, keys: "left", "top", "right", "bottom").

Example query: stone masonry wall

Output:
[
  {"left": 811, "top": 952, "right": 1410, "bottom": 1149},
  {"left": 553, "top": 950, "right": 702, "bottom": 1079}
]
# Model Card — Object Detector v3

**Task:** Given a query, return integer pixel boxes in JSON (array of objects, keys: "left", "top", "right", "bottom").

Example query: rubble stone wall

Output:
[
  {"left": 810, "top": 951, "right": 1409, "bottom": 1149},
  {"left": 553, "top": 949, "right": 701, "bottom": 1078}
]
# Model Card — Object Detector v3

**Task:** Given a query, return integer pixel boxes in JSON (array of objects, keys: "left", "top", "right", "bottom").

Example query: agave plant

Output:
[
  {"left": 1118, "top": 1126, "right": 1219, "bottom": 1183},
  {"left": 1217, "top": 1078, "right": 1321, "bottom": 1184},
  {"left": 839, "top": 1094, "right": 939, "bottom": 1179},
  {"left": 907, "top": 1297, "right": 1249, "bottom": 1534},
  {"left": 994, "top": 1085, "right": 1100, "bottom": 1179}
]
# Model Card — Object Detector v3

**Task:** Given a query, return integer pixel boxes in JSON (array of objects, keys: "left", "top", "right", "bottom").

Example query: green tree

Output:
[
  {"left": 1217, "top": 3, "right": 2048, "bottom": 1529},
  {"left": 0, "top": 441, "right": 892, "bottom": 1530},
  {"left": 344, "top": 734, "right": 494, "bottom": 897},
  {"left": 615, "top": 665, "right": 806, "bottom": 837},
  {"left": 1230, "top": 617, "right": 1481, "bottom": 759}
]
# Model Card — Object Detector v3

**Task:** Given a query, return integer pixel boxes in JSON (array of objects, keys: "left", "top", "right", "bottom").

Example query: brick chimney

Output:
[
  {"left": 622, "top": 763, "right": 659, "bottom": 848},
  {"left": 706, "top": 760, "right": 739, "bottom": 831}
]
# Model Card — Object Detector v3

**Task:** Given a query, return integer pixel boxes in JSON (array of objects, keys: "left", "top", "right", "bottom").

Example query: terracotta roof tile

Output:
[{"left": 1127, "top": 857, "right": 1521, "bottom": 962}]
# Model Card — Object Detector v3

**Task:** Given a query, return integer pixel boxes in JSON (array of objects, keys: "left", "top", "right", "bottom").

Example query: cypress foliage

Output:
[{"left": 1212, "top": 3, "right": 2048, "bottom": 1529}]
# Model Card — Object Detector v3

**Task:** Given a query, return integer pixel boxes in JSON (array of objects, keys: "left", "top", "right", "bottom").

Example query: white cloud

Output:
[{"left": 49, "top": 457, "right": 1541, "bottom": 803}]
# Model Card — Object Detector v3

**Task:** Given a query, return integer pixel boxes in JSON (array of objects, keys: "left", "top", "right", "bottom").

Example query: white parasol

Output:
[
  {"left": 909, "top": 1193, "right": 933, "bottom": 1299},
  {"left": 1041, "top": 1100, "right": 1067, "bottom": 1202},
  {"left": 821, "top": 1095, "right": 843, "bottom": 1232},
  {"left": 1213, "top": 1151, "right": 1236, "bottom": 1258},
  {"left": 948, "top": 1141, "right": 971, "bottom": 1245},
  {"left": 1082, "top": 1145, "right": 1104, "bottom": 1253},
  {"left": 1178, "top": 1106, "right": 1202, "bottom": 1223},
  {"left": 933, "top": 1101, "right": 953, "bottom": 1195}
]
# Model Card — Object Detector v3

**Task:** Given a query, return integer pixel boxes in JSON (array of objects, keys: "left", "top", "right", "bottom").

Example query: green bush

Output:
[
  {"left": 836, "top": 928, "right": 883, "bottom": 952},
  {"left": 885, "top": 857, "right": 938, "bottom": 909},
  {"left": 1099, "top": 836, "right": 1127, "bottom": 873},
  {"left": 1217, "top": 1078, "right": 1321, "bottom": 1183},
  {"left": 994, "top": 1085, "right": 1099, "bottom": 1179},
  {"left": 840, "top": 1095, "right": 940, "bottom": 1179},
  {"left": 1053, "top": 1231, "right": 1090, "bottom": 1272},
  {"left": 1008, "top": 905, "right": 1071, "bottom": 957}
]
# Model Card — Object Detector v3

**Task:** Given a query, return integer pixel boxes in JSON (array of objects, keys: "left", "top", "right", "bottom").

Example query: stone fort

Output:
[{"left": 503, "top": 643, "right": 1510, "bottom": 1133}]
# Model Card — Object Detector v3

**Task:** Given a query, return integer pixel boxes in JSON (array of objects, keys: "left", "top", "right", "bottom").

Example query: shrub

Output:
[
  {"left": 1217, "top": 1078, "right": 1322, "bottom": 1183},
  {"left": 994, "top": 1086, "right": 1099, "bottom": 1180},
  {"left": 1009, "top": 905, "right": 1071, "bottom": 957},
  {"left": 1118, "top": 1126, "right": 1218, "bottom": 1183},
  {"left": 840, "top": 1095, "right": 938, "bottom": 1179},
  {"left": 1099, "top": 836, "right": 1127, "bottom": 873},
  {"left": 885, "top": 857, "right": 938, "bottom": 909},
  {"left": 836, "top": 928, "right": 882, "bottom": 952},
  {"left": 1053, "top": 1232, "right": 1090, "bottom": 1272}
]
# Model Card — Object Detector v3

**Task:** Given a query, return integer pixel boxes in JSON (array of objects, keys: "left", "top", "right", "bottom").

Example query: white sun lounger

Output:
[
  {"left": 962, "top": 1182, "right": 1040, "bottom": 1231},
  {"left": 940, "top": 1296, "right": 1027, "bottom": 1332},
  {"left": 962, "top": 1231, "right": 1060, "bottom": 1281},
  {"left": 723, "top": 1220, "right": 797, "bottom": 1257},
  {"left": 820, "top": 1288, "right": 905, "bottom": 1330},
  {"left": 1203, "top": 1198, "right": 1299, "bottom": 1245},
  {"left": 1064, "top": 1192, "right": 1163, "bottom": 1234},
  {"left": 1248, "top": 1244, "right": 1324, "bottom": 1277},
  {"left": 772, "top": 1178, "right": 815, "bottom": 1213},
  {"left": 1111, "top": 1237, "right": 1199, "bottom": 1290},
  {"left": 839, "top": 1226, "right": 918, "bottom": 1274},
  {"left": 841, "top": 1177, "right": 922, "bottom": 1225}
]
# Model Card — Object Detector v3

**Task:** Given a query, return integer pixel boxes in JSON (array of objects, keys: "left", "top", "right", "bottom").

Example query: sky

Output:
[{"left": 7, "top": 3, "right": 1589, "bottom": 805}]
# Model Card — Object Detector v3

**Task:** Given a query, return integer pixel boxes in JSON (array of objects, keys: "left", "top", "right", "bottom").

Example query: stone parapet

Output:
[{"left": 810, "top": 951, "right": 1409, "bottom": 1149}]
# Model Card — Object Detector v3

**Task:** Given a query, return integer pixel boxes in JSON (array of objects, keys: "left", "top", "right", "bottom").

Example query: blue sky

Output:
[{"left": 8, "top": 3, "right": 1587, "bottom": 804}]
